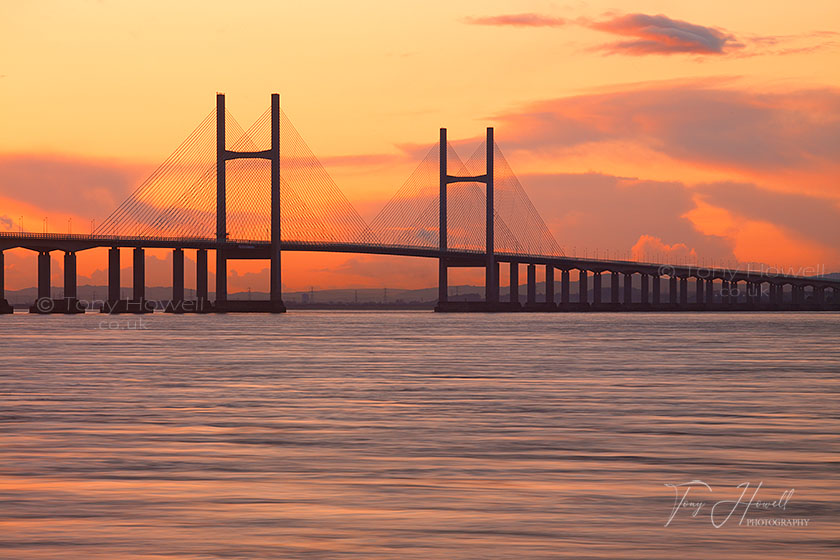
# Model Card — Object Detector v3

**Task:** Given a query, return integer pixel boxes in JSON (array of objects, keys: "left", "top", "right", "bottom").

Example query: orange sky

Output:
[{"left": 1, "top": 1, "right": 839, "bottom": 292}]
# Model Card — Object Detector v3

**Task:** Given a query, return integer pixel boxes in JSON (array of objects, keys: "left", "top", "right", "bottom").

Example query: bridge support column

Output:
[
  {"left": 561, "top": 269, "right": 570, "bottom": 305},
  {"left": 679, "top": 277, "right": 688, "bottom": 305},
  {"left": 108, "top": 247, "right": 120, "bottom": 303},
  {"left": 133, "top": 247, "right": 145, "bottom": 302},
  {"left": 579, "top": 269, "right": 588, "bottom": 305},
  {"left": 172, "top": 248, "right": 184, "bottom": 311},
  {"left": 216, "top": 93, "right": 228, "bottom": 310},
  {"left": 484, "top": 128, "right": 498, "bottom": 305},
  {"left": 721, "top": 280, "right": 730, "bottom": 305},
  {"left": 509, "top": 261, "right": 519, "bottom": 304},
  {"left": 38, "top": 251, "right": 50, "bottom": 299},
  {"left": 611, "top": 272, "right": 620, "bottom": 305},
  {"left": 545, "top": 265, "right": 554, "bottom": 305},
  {"left": 269, "top": 93, "right": 284, "bottom": 312},
  {"left": 695, "top": 278, "right": 704, "bottom": 305},
  {"left": 593, "top": 272, "right": 602, "bottom": 305},
  {"left": 58, "top": 251, "right": 83, "bottom": 313},
  {"left": 706, "top": 278, "right": 714, "bottom": 305},
  {"left": 640, "top": 274, "right": 649, "bottom": 305},
  {"left": 652, "top": 275, "right": 661, "bottom": 305},
  {"left": 768, "top": 282, "right": 777, "bottom": 305},
  {"left": 669, "top": 276, "right": 677, "bottom": 305},
  {"left": 215, "top": 250, "right": 227, "bottom": 307},
  {"left": 527, "top": 264, "right": 536, "bottom": 304},
  {"left": 64, "top": 252, "right": 77, "bottom": 301},
  {"left": 197, "top": 249, "right": 208, "bottom": 304},
  {"left": 30, "top": 251, "right": 51, "bottom": 314},
  {"left": 0, "top": 251, "right": 11, "bottom": 313},
  {"left": 624, "top": 273, "right": 632, "bottom": 305},
  {"left": 815, "top": 286, "right": 825, "bottom": 305},
  {"left": 438, "top": 260, "right": 448, "bottom": 305}
]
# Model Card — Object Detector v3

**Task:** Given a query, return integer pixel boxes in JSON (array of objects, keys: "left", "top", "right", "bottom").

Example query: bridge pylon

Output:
[
  {"left": 215, "top": 93, "right": 285, "bottom": 312},
  {"left": 436, "top": 127, "right": 511, "bottom": 312}
]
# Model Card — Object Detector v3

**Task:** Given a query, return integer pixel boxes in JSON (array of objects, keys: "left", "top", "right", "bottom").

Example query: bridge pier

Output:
[
  {"left": 197, "top": 249, "right": 209, "bottom": 310},
  {"left": 679, "top": 277, "right": 688, "bottom": 306},
  {"left": 669, "top": 276, "right": 677, "bottom": 305},
  {"left": 133, "top": 247, "right": 145, "bottom": 301},
  {"left": 102, "top": 247, "right": 153, "bottom": 314},
  {"left": 0, "top": 251, "right": 11, "bottom": 313},
  {"left": 696, "top": 277, "right": 704, "bottom": 305},
  {"left": 30, "top": 251, "right": 52, "bottom": 313},
  {"left": 561, "top": 269, "right": 570, "bottom": 306},
  {"left": 579, "top": 269, "right": 588, "bottom": 306},
  {"left": 509, "top": 261, "right": 519, "bottom": 304},
  {"left": 640, "top": 274, "right": 649, "bottom": 305},
  {"left": 55, "top": 251, "right": 84, "bottom": 314},
  {"left": 545, "top": 265, "right": 554, "bottom": 305},
  {"left": 527, "top": 264, "right": 536, "bottom": 304},
  {"left": 165, "top": 248, "right": 186, "bottom": 313},
  {"left": 652, "top": 275, "right": 661, "bottom": 305},
  {"left": 38, "top": 251, "right": 50, "bottom": 299},
  {"left": 439, "top": 259, "right": 448, "bottom": 305},
  {"left": 624, "top": 273, "right": 632, "bottom": 306},
  {"left": 611, "top": 272, "right": 620, "bottom": 305},
  {"left": 593, "top": 271, "right": 602, "bottom": 305},
  {"left": 706, "top": 278, "right": 715, "bottom": 306}
]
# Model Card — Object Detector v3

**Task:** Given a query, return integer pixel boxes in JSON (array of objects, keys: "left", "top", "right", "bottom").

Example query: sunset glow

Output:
[{"left": 1, "top": 0, "right": 838, "bottom": 292}]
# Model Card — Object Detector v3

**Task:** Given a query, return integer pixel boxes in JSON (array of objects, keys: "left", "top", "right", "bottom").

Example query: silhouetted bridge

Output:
[{"left": 1, "top": 94, "right": 838, "bottom": 314}]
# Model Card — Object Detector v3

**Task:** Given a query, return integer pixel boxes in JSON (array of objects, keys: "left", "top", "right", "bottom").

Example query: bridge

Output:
[{"left": 1, "top": 94, "right": 838, "bottom": 314}]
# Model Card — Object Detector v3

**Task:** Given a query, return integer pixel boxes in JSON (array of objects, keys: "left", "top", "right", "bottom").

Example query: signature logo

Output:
[{"left": 664, "top": 480, "right": 806, "bottom": 528}]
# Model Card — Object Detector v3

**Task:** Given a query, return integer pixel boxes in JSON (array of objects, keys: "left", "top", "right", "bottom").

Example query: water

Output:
[{"left": 1, "top": 311, "right": 838, "bottom": 559}]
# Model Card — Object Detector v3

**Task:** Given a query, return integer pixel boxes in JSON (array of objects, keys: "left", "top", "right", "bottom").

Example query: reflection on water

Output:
[{"left": 0, "top": 311, "right": 838, "bottom": 559}]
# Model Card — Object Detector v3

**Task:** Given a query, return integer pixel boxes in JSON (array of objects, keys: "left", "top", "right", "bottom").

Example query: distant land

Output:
[{"left": 6, "top": 271, "right": 838, "bottom": 309}]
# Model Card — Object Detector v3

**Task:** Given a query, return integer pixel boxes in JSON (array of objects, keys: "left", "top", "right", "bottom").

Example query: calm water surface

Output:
[{"left": 1, "top": 311, "right": 838, "bottom": 559}]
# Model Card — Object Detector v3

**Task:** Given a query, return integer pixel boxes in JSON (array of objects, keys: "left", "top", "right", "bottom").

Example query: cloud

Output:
[
  {"left": 463, "top": 13, "right": 566, "bottom": 27},
  {"left": 631, "top": 235, "right": 696, "bottom": 262},
  {"left": 518, "top": 171, "right": 735, "bottom": 261},
  {"left": 461, "top": 11, "right": 748, "bottom": 56},
  {"left": 318, "top": 153, "right": 407, "bottom": 168},
  {"left": 589, "top": 13, "right": 743, "bottom": 55},
  {"left": 517, "top": 171, "right": 840, "bottom": 269},
  {"left": 0, "top": 154, "right": 149, "bottom": 221},
  {"left": 694, "top": 182, "right": 840, "bottom": 242},
  {"left": 0, "top": 215, "right": 13, "bottom": 231},
  {"left": 494, "top": 82, "right": 840, "bottom": 183}
]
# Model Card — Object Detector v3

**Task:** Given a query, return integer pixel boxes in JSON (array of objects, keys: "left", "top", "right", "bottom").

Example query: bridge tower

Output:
[
  {"left": 437, "top": 128, "right": 499, "bottom": 309},
  {"left": 215, "top": 93, "right": 285, "bottom": 312}
]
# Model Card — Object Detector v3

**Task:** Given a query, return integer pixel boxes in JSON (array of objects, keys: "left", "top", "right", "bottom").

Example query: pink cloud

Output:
[
  {"left": 0, "top": 154, "right": 150, "bottom": 220},
  {"left": 464, "top": 13, "right": 566, "bottom": 27},
  {"left": 589, "top": 13, "right": 743, "bottom": 55},
  {"left": 494, "top": 82, "right": 840, "bottom": 177}
]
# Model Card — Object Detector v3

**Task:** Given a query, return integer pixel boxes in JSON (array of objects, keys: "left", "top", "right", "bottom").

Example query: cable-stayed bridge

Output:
[{"left": 1, "top": 94, "right": 838, "bottom": 314}]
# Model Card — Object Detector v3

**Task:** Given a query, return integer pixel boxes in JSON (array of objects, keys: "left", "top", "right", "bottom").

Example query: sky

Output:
[{"left": 1, "top": 0, "right": 838, "bottom": 293}]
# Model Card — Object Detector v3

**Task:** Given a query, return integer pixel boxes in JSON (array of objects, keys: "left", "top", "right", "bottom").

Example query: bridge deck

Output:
[{"left": 0, "top": 232, "right": 837, "bottom": 287}]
